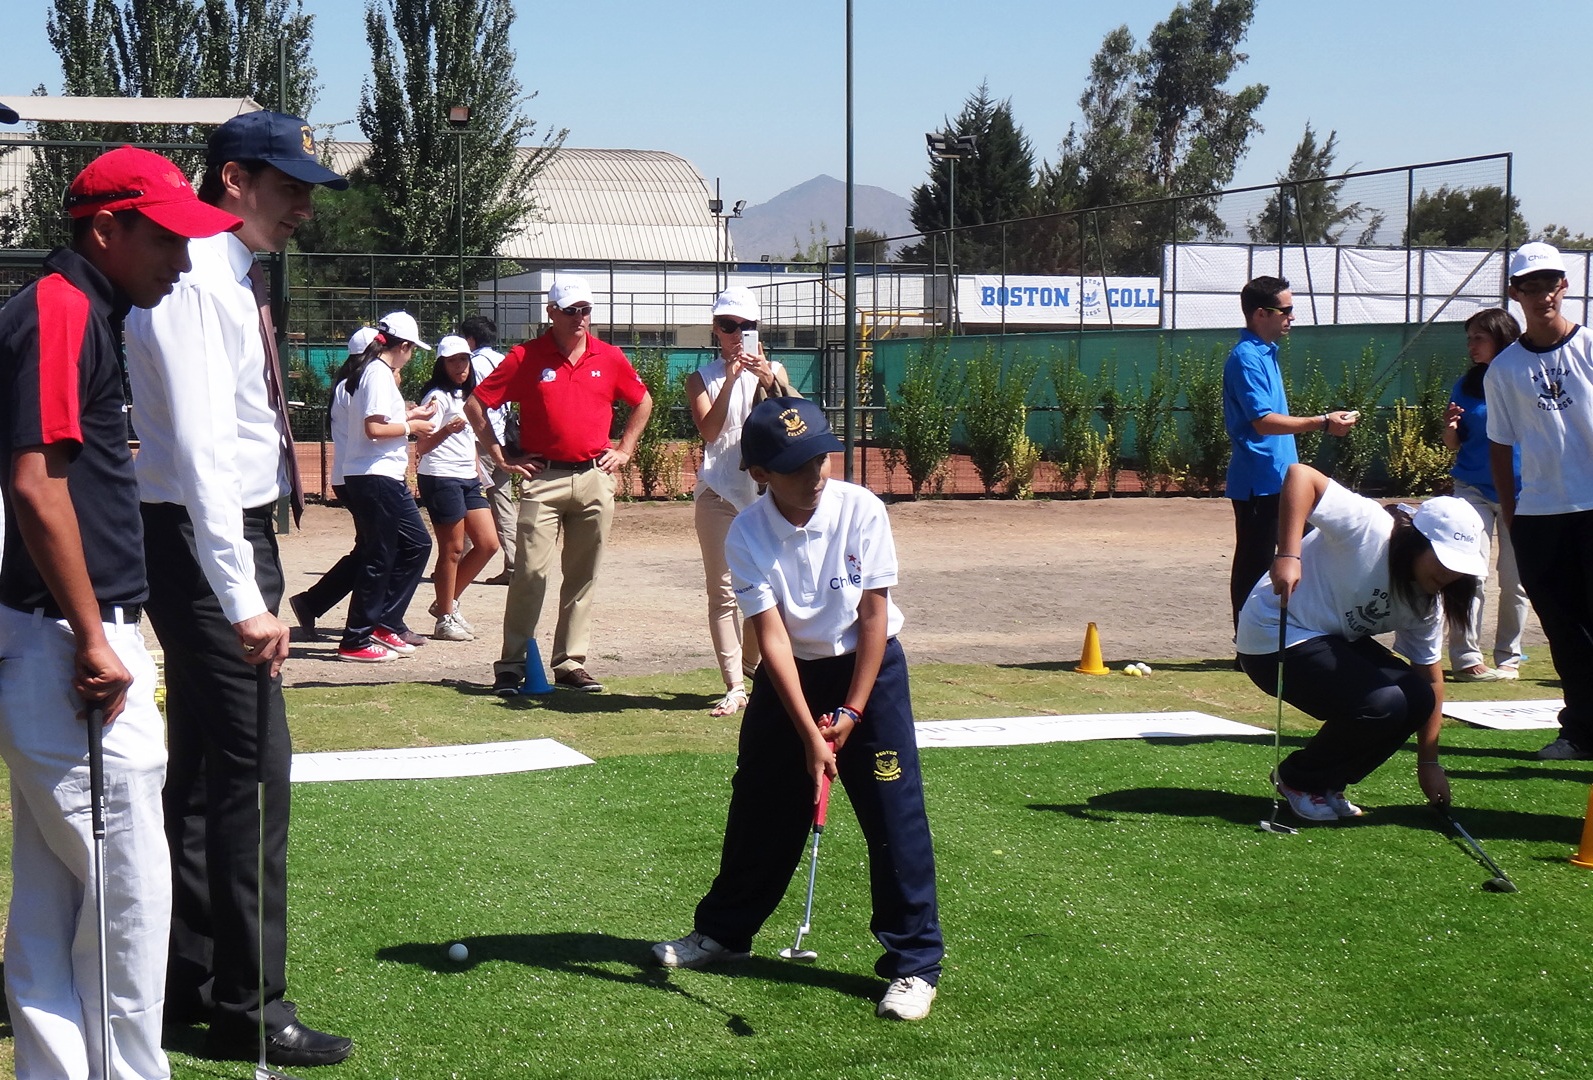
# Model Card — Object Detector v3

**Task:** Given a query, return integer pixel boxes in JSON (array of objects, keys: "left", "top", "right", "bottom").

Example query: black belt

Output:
[
  {"left": 542, "top": 458, "right": 602, "bottom": 472},
  {"left": 8, "top": 601, "right": 142, "bottom": 623}
]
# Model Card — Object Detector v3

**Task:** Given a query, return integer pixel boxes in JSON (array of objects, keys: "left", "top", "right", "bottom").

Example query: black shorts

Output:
[{"left": 417, "top": 473, "right": 488, "bottom": 526}]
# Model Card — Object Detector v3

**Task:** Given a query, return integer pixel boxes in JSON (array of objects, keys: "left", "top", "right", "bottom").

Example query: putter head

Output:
[
  {"left": 1258, "top": 819, "right": 1298, "bottom": 835},
  {"left": 258, "top": 1065, "right": 308, "bottom": 1080},
  {"left": 1483, "top": 876, "right": 1518, "bottom": 893},
  {"left": 778, "top": 947, "right": 818, "bottom": 962}
]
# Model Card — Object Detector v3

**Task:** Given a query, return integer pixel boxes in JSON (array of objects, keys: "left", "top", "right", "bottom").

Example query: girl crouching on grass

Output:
[{"left": 1238, "top": 463, "right": 1486, "bottom": 822}]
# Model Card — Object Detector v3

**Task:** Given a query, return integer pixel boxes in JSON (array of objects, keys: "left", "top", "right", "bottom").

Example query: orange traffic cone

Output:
[
  {"left": 1075, "top": 622, "right": 1110, "bottom": 676},
  {"left": 1571, "top": 786, "right": 1593, "bottom": 868}
]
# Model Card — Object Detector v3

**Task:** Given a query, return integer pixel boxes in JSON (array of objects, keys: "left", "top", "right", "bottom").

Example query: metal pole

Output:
[
  {"left": 843, "top": 0, "right": 856, "bottom": 481},
  {"left": 457, "top": 130, "right": 465, "bottom": 324},
  {"left": 947, "top": 158, "right": 957, "bottom": 334}
]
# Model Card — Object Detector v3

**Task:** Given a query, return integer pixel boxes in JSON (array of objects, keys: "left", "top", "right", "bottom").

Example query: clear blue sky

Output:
[{"left": 8, "top": 0, "right": 1590, "bottom": 235}]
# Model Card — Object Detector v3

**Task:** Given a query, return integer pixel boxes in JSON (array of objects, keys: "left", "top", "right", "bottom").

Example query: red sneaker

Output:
[
  {"left": 370, "top": 628, "right": 416, "bottom": 656},
  {"left": 338, "top": 642, "right": 395, "bottom": 663}
]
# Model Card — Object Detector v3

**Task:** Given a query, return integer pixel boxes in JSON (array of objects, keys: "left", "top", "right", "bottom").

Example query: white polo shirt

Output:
[
  {"left": 1237, "top": 480, "right": 1443, "bottom": 664},
  {"left": 417, "top": 388, "right": 478, "bottom": 479},
  {"left": 341, "top": 361, "right": 410, "bottom": 481},
  {"left": 726, "top": 479, "right": 905, "bottom": 660},
  {"left": 1485, "top": 325, "right": 1593, "bottom": 516}
]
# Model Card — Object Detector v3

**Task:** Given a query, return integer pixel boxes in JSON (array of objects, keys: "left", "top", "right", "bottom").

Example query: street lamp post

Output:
[
  {"left": 448, "top": 105, "right": 472, "bottom": 323},
  {"left": 925, "top": 131, "right": 977, "bottom": 333},
  {"left": 708, "top": 179, "right": 745, "bottom": 294}
]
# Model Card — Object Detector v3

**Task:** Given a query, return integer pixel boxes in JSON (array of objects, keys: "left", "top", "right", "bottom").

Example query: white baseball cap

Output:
[
  {"left": 377, "top": 311, "right": 431, "bottom": 350},
  {"left": 1413, "top": 497, "right": 1488, "bottom": 579},
  {"left": 435, "top": 334, "right": 471, "bottom": 358},
  {"left": 1509, "top": 242, "right": 1566, "bottom": 280},
  {"left": 347, "top": 326, "right": 379, "bottom": 357},
  {"left": 711, "top": 286, "right": 759, "bottom": 323},
  {"left": 548, "top": 277, "right": 595, "bottom": 309}
]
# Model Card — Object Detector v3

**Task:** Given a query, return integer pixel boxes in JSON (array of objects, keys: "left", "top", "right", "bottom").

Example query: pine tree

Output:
[
  {"left": 899, "top": 82, "right": 1034, "bottom": 273},
  {"left": 1248, "top": 123, "right": 1379, "bottom": 245}
]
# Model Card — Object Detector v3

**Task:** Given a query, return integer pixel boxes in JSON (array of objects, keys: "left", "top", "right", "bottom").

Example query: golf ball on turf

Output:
[
  {"left": 1122, "top": 664, "right": 1139, "bottom": 676},
  {"left": 448, "top": 943, "right": 468, "bottom": 962},
  {"left": 1137, "top": 663, "right": 1153, "bottom": 676}
]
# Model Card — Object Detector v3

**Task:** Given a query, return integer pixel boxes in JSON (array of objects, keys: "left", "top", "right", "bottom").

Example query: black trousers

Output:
[
  {"left": 1512, "top": 511, "right": 1593, "bottom": 746},
  {"left": 1240, "top": 634, "right": 1433, "bottom": 793},
  {"left": 339, "top": 473, "right": 431, "bottom": 648},
  {"left": 141, "top": 502, "right": 295, "bottom": 1034},
  {"left": 298, "top": 483, "right": 358, "bottom": 619},
  {"left": 1230, "top": 494, "right": 1281, "bottom": 631},
  {"left": 693, "top": 639, "right": 944, "bottom": 982}
]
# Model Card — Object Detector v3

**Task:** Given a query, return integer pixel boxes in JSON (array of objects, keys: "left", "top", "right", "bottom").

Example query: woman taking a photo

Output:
[
  {"left": 337, "top": 312, "right": 436, "bottom": 663},
  {"left": 416, "top": 335, "right": 501, "bottom": 641},
  {"left": 1237, "top": 463, "right": 1486, "bottom": 822},
  {"left": 685, "top": 287, "right": 791, "bottom": 716}
]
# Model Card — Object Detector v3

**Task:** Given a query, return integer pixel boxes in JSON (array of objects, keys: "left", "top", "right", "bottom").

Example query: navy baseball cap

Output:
[
  {"left": 741, "top": 397, "right": 843, "bottom": 473},
  {"left": 0, "top": 100, "right": 18, "bottom": 125},
  {"left": 207, "top": 110, "right": 348, "bottom": 190}
]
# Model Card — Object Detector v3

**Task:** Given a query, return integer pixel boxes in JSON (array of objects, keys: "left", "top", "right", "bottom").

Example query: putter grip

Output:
[
  {"left": 814, "top": 772, "right": 833, "bottom": 829},
  {"left": 87, "top": 708, "right": 106, "bottom": 842}
]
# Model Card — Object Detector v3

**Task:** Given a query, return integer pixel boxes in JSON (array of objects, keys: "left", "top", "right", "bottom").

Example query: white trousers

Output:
[{"left": 0, "top": 604, "right": 171, "bottom": 1080}]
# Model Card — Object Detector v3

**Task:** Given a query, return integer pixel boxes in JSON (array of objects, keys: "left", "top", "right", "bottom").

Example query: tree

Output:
[
  {"left": 1247, "top": 123, "right": 1382, "bottom": 245},
  {"left": 1031, "top": 1, "right": 1267, "bottom": 274},
  {"left": 1536, "top": 224, "right": 1593, "bottom": 251},
  {"left": 899, "top": 82, "right": 1035, "bottom": 273},
  {"left": 16, "top": 0, "right": 318, "bottom": 247},
  {"left": 1404, "top": 185, "right": 1526, "bottom": 248},
  {"left": 352, "top": 0, "right": 565, "bottom": 259}
]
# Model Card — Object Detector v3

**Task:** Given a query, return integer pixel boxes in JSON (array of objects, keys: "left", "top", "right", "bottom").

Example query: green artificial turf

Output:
[
  {"left": 3, "top": 661, "right": 1587, "bottom": 1078},
  {"left": 190, "top": 699, "right": 1592, "bottom": 1078}
]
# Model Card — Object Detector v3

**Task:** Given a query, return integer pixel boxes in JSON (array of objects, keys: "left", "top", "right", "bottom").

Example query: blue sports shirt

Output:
[{"left": 1223, "top": 329, "right": 1297, "bottom": 499}]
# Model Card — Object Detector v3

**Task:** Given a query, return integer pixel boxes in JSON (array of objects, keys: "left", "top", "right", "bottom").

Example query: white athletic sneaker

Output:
[
  {"left": 432, "top": 614, "right": 473, "bottom": 642},
  {"left": 1537, "top": 737, "right": 1592, "bottom": 761},
  {"left": 1326, "top": 790, "right": 1364, "bottom": 818},
  {"left": 876, "top": 976, "right": 937, "bottom": 1021},
  {"left": 651, "top": 931, "right": 749, "bottom": 969},
  {"left": 1270, "top": 768, "right": 1338, "bottom": 822}
]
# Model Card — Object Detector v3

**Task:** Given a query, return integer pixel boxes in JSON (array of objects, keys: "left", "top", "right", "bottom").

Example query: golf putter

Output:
[
  {"left": 255, "top": 666, "right": 304, "bottom": 1080},
  {"left": 87, "top": 707, "right": 112, "bottom": 1080},
  {"left": 1259, "top": 596, "right": 1298, "bottom": 835},
  {"left": 1437, "top": 807, "right": 1518, "bottom": 893},
  {"left": 780, "top": 771, "right": 834, "bottom": 962}
]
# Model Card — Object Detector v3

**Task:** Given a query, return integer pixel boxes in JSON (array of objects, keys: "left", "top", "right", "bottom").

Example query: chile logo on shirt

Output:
[
  {"left": 829, "top": 552, "right": 863, "bottom": 590},
  {"left": 540, "top": 367, "right": 557, "bottom": 382}
]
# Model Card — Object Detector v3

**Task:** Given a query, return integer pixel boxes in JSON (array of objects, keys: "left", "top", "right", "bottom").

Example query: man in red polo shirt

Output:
[{"left": 466, "top": 277, "right": 652, "bottom": 694}]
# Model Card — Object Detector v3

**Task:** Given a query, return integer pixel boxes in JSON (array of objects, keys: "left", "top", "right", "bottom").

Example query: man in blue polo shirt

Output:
[{"left": 1223, "top": 275, "right": 1358, "bottom": 632}]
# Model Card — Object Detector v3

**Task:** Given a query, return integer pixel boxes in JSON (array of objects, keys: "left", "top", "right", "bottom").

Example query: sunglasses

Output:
[
  {"left": 1512, "top": 277, "right": 1565, "bottom": 297},
  {"left": 715, "top": 317, "right": 757, "bottom": 333},
  {"left": 1259, "top": 305, "right": 1294, "bottom": 316},
  {"left": 557, "top": 304, "right": 592, "bottom": 317}
]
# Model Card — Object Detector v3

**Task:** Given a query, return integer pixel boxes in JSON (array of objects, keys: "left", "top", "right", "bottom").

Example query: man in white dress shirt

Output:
[{"left": 124, "top": 110, "right": 353, "bottom": 1068}]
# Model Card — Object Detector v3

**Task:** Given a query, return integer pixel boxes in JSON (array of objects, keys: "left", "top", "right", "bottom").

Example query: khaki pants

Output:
[
  {"left": 694, "top": 486, "right": 760, "bottom": 688},
  {"left": 495, "top": 465, "right": 614, "bottom": 677},
  {"left": 482, "top": 459, "right": 517, "bottom": 574}
]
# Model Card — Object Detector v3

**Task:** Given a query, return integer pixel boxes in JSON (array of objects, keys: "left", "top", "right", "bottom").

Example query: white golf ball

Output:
[
  {"left": 448, "top": 942, "right": 468, "bottom": 962},
  {"left": 1137, "top": 663, "right": 1153, "bottom": 676}
]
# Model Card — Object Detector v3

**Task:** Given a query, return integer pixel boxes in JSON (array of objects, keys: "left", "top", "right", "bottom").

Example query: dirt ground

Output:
[{"left": 274, "top": 495, "right": 1544, "bottom": 689}]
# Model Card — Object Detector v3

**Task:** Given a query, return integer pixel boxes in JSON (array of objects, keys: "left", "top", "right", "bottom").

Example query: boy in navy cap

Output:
[
  {"left": 124, "top": 110, "right": 352, "bottom": 1066},
  {"left": 653, "top": 397, "right": 944, "bottom": 1022}
]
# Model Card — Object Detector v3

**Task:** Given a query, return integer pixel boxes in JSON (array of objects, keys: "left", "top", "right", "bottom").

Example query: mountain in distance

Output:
[{"left": 727, "top": 174, "right": 914, "bottom": 262}]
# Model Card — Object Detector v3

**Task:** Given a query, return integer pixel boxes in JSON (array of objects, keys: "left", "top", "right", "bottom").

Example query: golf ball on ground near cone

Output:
[
  {"left": 1122, "top": 664, "right": 1139, "bottom": 676},
  {"left": 1136, "top": 663, "right": 1153, "bottom": 676},
  {"left": 448, "top": 943, "right": 468, "bottom": 962}
]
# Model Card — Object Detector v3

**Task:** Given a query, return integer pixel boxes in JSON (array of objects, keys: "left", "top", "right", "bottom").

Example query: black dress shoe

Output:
[{"left": 206, "top": 1020, "right": 353, "bottom": 1067}]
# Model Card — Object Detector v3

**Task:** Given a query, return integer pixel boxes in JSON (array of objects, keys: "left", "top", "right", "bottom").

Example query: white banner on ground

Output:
[
  {"left": 1441, "top": 700, "right": 1563, "bottom": 731},
  {"left": 959, "top": 275, "right": 1162, "bottom": 326},
  {"left": 914, "top": 711, "right": 1267, "bottom": 748},
  {"left": 290, "top": 739, "right": 594, "bottom": 783}
]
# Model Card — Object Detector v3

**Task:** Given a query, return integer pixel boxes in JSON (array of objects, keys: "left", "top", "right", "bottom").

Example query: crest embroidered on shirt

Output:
[{"left": 541, "top": 368, "right": 557, "bottom": 383}]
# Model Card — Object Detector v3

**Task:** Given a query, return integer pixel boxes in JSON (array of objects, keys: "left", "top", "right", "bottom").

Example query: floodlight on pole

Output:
[
  {"left": 925, "top": 132, "right": 976, "bottom": 332},
  {"left": 709, "top": 181, "right": 745, "bottom": 293}
]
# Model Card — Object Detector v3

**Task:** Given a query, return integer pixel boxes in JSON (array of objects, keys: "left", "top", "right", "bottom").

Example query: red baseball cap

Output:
[{"left": 66, "top": 146, "right": 242, "bottom": 238}]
